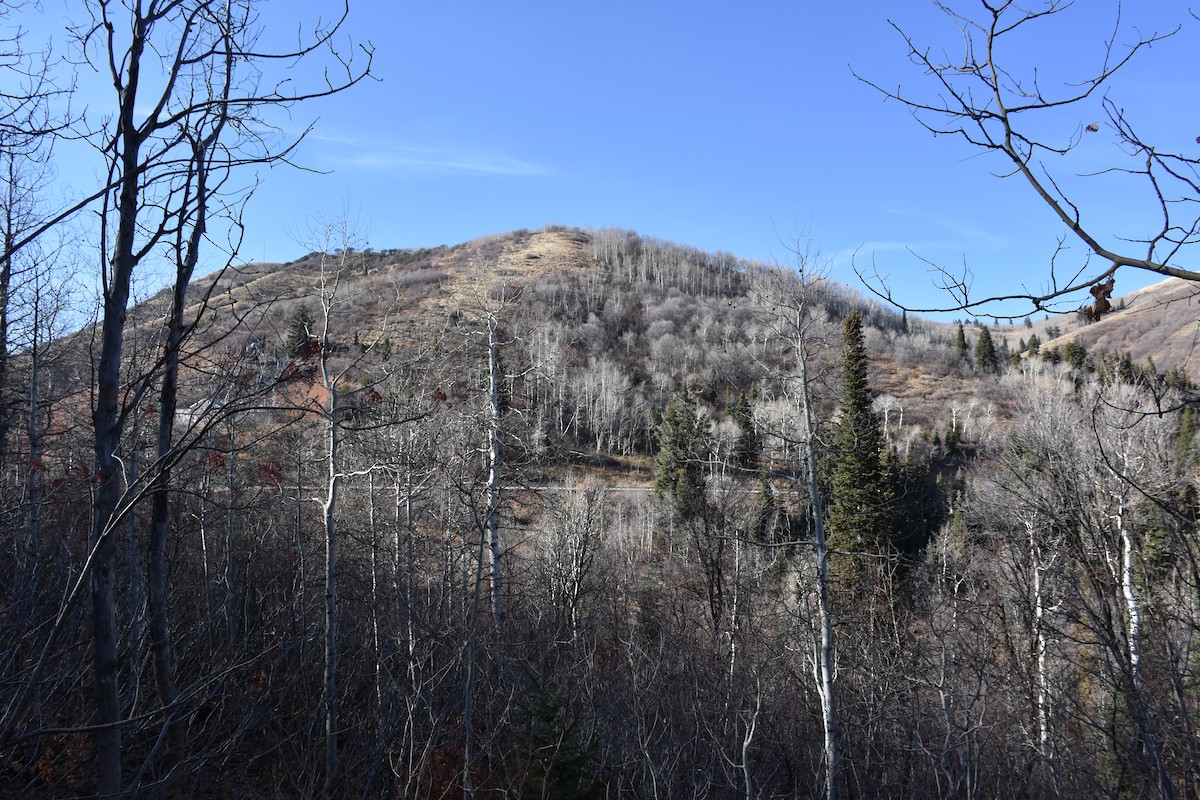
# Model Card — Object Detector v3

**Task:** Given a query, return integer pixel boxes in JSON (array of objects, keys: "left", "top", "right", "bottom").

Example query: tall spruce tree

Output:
[
  {"left": 954, "top": 321, "right": 969, "bottom": 362},
  {"left": 654, "top": 388, "right": 708, "bottom": 522},
  {"left": 749, "top": 473, "right": 780, "bottom": 543},
  {"left": 730, "top": 389, "right": 761, "bottom": 471},
  {"left": 974, "top": 327, "right": 998, "bottom": 373},
  {"left": 828, "top": 311, "right": 892, "bottom": 576},
  {"left": 286, "top": 303, "right": 316, "bottom": 356}
]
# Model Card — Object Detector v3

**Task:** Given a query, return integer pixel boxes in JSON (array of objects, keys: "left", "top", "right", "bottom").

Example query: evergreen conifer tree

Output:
[
  {"left": 730, "top": 390, "right": 761, "bottom": 471},
  {"left": 1063, "top": 339, "right": 1089, "bottom": 371},
  {"left": 286, "top": 304, "right": 316, "bottom": 356},
  {"left": 883, "top": 449, "right": 943, "bottom": 562},
  {"left": 974, "top": 327, "right": 998, "bottom": 373},
  {"left": 828, "top": 311, "right": 893, "bottom": 576},
  {"left": 654, "top": 388, "right": 708, "bottom": 522},
  {"left": 520, "top": 689, "right": 605, "bottom": 800},
  {"left": 944, "top": 417, "right": 961, "bottom": 455},
  {"left": 749, "top": 473, "right": 779, "bottom": 543},
  {"left": 954, "top": 321, "right": 969, "bottom": 362}
]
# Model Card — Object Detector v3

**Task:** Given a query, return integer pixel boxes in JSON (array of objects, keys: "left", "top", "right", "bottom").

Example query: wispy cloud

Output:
[
  {"left": 313, "top": 135, "right": 550, "bottom": 177},
  {"left": 929, "top": 217, "right": 1009, "bottom": 251},
  {"left": 884, "top": 207, "right": 1010, "bottom": 251},
  {"left": 827, "top": 239, "right": 945, "bottom": 275},
  {"left": 824, "top": 209, "right": 1010, "bottom": 281}
]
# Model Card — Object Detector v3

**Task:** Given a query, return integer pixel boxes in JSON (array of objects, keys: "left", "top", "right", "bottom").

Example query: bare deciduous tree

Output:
[
  {"left": 0, "top": 2, "right": 372, "bottom": 794},
  {"left": 753, "top": 250, "right": 843, "bottom": 800},
  {"left": 857, "top": 2, "right": 1200, "bottom": 318}
]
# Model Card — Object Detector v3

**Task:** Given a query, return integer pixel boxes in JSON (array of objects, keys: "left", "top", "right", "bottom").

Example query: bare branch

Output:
[{"left": 854, "top": 1, "right": 1198, "bottom": 317}]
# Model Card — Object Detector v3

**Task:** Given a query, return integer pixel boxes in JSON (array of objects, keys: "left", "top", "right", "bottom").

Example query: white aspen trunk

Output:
[
  {"left": 1117, "top": 503, "right": 1142, "bottom": 687},
  {"left": 1102, "top": 457, "right": 1172, "bottom": 799},
  {"left": 796, "top": 312, "right": 841, "bottom": 800},
  {"left": 199, "top": 470, "right": 213, "bottom": 649},
  {"left": 729, "top": 532, "right": 741, "bottom": 686},
  {"left": 323, "top": 384, "right": 341, "bottom": 798},
  {"left": 741, "top": 685, "right": 760, "bottom": 800},
  {"left": 398, "top": 444, "right": 418, "bottom": 687},
  {"left": 1024, "top": 517, "right": 1053, "bottom": 760},
  {"left": 937, "top": 645, "right": 958, "bottom": 796},
  {"left": 486, "top": 315, "right": 504, "bottom": 623},
  {"left": 1033, "top": 553, "right": 1050, "bottom": 753},
  {"left": 1031, "top": 536, "right": 1066, "bottom": 799},
  {"left": 1116, "top": 503, "right": 1173, "bottom": 800},
  {"left": 369, "top": 470, "right": 382, "bottom": 719}
]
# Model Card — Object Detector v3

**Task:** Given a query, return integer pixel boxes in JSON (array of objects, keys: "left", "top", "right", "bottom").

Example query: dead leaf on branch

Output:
[{"left": 1084, "top": 277, "right": 1116, "bottom": 321}]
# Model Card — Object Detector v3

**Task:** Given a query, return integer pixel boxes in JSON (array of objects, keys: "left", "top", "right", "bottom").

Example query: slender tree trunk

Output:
[
  {"left": 199, "top": 469, "right": 213, "bottom": 649},
  {"left": 1028, "top": 518, "right": 1062, "bottom": 794},
  {"left": 224, "top": 419, "right": 238, "bottom": 638},
  {"left": 90, "top": 449, "right": 123, "bottom": 798},
  {"left": 90, "top": 14, "right": 152, "bottom": 789},
  {"left": 23, "top": 336, "right": 42, "bottom": 598},
  {"left": 323, "top": 384, "right": 341, "bottom": 798},
  {"left": 796, "top": 311, "right": 840, "bottom": 800},
  {"left": 296, "top": 442, "right": 307, "bottom": 647},
  {"left": 127, "top": 441, "right": 143, "bottom": 699},
  {"left": 92, "top": 200, "right": 136, "bottom": 800},
  {"left": 1115, "top": 502, "right": 1173, "bottom": 800},
  {"left": 148, "top": 329, "right": 184, "bottom": 752},
  {"left": 486, "top": 315, "right": 503, "bottom": 623},
  {"left": 0, "top": 161, "right": 18, "bottom": 475},
  {"left": 1024, "top": 513, "right": 1064, "bottom": 795},
  {"left": 1118, "top": 503, "right": 1143, "bottom": 691},
  {"left": 369, "top": 469, "right": 382, "bottom": 717},
  {"left": 366, "top": 468, "right": 385, "bottom": 794},
  {"left": 147, "top": 131, "right": 214, "bottom": 758},
  {"left": 403, "top": 431, "right": 418, "bottom": 687},
  {"left": 462, "top": 520, "right": 488, "bottom": 800}
]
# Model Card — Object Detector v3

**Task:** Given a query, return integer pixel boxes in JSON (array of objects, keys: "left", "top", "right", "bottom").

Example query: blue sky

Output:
[{"left": 19, "top": 1, "right": 1200, "bottom": 319}]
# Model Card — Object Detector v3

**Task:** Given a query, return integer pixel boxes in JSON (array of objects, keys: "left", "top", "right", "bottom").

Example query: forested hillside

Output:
[{"left": 3, "top": 224, "right": 1199, "bottom": 798}]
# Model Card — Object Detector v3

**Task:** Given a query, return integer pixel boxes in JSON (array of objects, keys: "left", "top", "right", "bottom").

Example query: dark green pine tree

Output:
[
  {"left": 654, "top": 388, "right": 708, "bottom": 522},
  {"left": 729, "top": 390, "right": 761, "bottom": 471},
  {"left": 520, "top": 689, "right": 605, "bottom": 800},
  {"left": 954, "top": 321, "right": 969, "bottom": 362},
  {"left": 974, "top": 326, "right": 998, "bottom": 373},
  {"left": 1063, "top": 338, "right": 1089, "bottom": 372},
  {"left": 828, "top": 311, "right": 893, "bottom": 576},
  {"left": 883, "top": 449, "right": 943, "bottom": 563},
  {"left": 749, "top": 473, "right": 779, "bottom": 543},
  {"left": 286, "top": 303, "right": 316, "bottom": 356}
]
